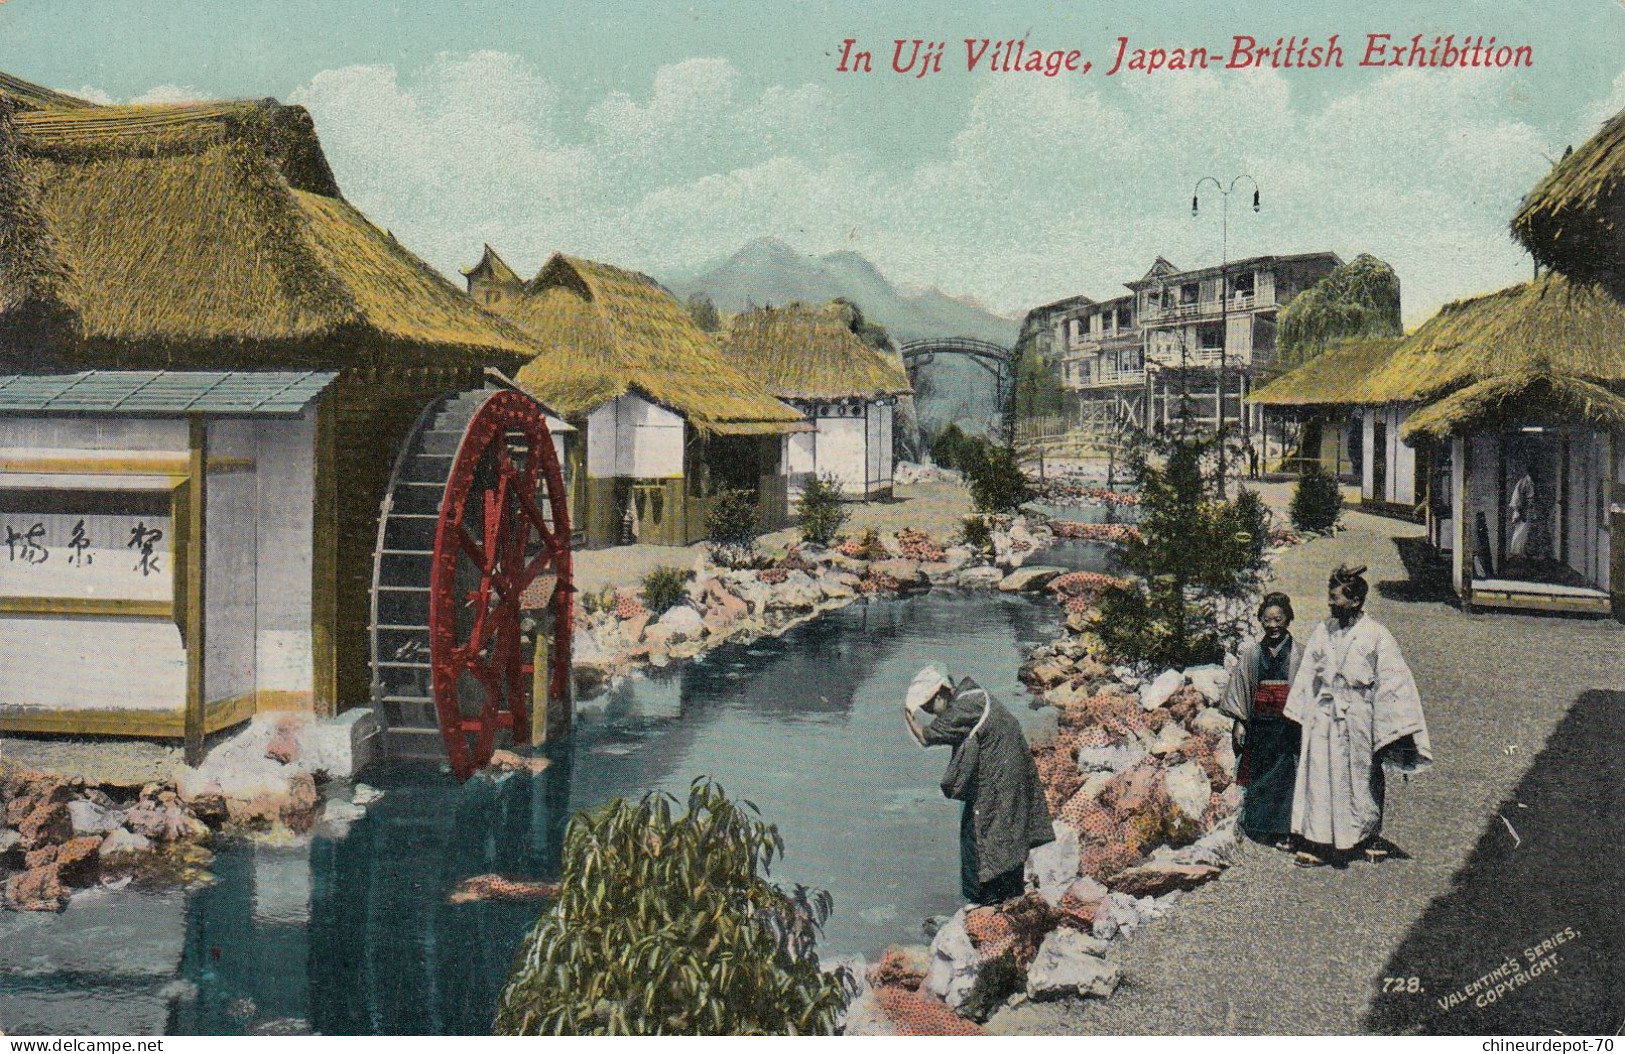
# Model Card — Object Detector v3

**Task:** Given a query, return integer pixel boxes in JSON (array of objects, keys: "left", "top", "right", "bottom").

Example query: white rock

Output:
[
  {"left": 0, "top": 829, "right": 19, "bottom": 854},
  {"left": 351, "top": 784, "right": 385, "bottom": 806},
  {"left": 1148, "top": 724, "right": 1191, "bottom": 757},
  {"left": 1076, "top": 770, "right": 1115, "bottom": 803},
  {"left": 1173, "top": 816, "right": 1242, "bottom": 868},
  {"left": 1026, "top": 929, "right": 1120, "bottom": 1001},
  {"left": 1165, "top": 761, "right": 1213, "bottom": 824},
  {"left": 1112, "top": 668, "right": 1142, "bottom": 691},
  {"left": 300, "top": 709, "right": 381, "bottom": 779},
  {"left": 1076, "top": 743, "right": 1146, "bottom": 775},
  {"left": 1183, "top": 664, "right": 1230, "bottom": 705},
  {"left": 657, "top": 605, "right": 705, "bottom": 640},
  {"left": 1139, "top": 669, "right": 1186, "bottom": 711},
  {"left": 1214, "top": 735, "right": 1238, "bottom": 777},
  {"left": 956, "top": 566, "right": 1005, "bottom": 587},
  {"left": 1026, "top": 822, "right": 1081, "bottom": 902},
  {"left": 98, "top": 828, "right": 152, "bottom": 857},
  {"left": 69, "top": 799, "right": 125, "bottom": 836},
  {"left": 321, "top": 799, "right": 366, "bottom": 824},
  {"left": 572, "top": 626, "right": 606, "bottom": 665},
  {"left": 922, "top": 908, "right": 982, "bottom": 1009},
  {"left": 838, "top": 990, "right": 895, "bottom": 1036},
  {"left": 997, "top": 565, "right": 1066, "bottom": 593},
  {"left": 1192, "top": 707, "right": 1235, "bottom": 736}
]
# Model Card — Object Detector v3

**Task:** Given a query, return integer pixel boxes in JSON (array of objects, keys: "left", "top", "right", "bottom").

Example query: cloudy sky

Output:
[{"left": 5, "top": 0, "right": 1624, "bottom": 325}]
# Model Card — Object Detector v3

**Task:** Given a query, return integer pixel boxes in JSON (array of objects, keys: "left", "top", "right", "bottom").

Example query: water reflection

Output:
[{"left": 171, "top": 551, "right": 1103, "bottom": 1035}]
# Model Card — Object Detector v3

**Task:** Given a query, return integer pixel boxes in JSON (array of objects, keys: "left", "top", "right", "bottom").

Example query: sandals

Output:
[{"left": 1293, "top": 850, "right": 1326, "bottom": 868}]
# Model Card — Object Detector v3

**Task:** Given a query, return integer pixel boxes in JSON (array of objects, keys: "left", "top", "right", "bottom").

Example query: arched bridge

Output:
[
  {"left": 899, "top": 337, "right": 1018, "bottom": 431},
  {"left": 898, "top": 337, "right": 1013, "bottom": 373}
]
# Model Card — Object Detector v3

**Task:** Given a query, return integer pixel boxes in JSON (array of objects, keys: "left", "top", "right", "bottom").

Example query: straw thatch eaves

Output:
[
  {"left": 1511, "top": 109, "right": 1625, "bottom": 290},
  {"left": 0, "top": 78, "right": 531, "bottom": 370},
  {"left": 1400, "top": 373, "right": 1625, "bottom": 442},
  {"left": 1248, "top": 337, "right": 1402, "bottom": 407},
  {"left": 717, "top": 303, "right": 912, "bottom": 402},
  {"left": 508, "top": 254, "right": 804, "bottom": 434},
  {"left": 1362, "top": 271, "right": 1625, "bottom": 404}
]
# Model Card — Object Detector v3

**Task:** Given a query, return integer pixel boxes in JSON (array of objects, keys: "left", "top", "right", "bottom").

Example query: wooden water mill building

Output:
[
  {"left": 717, "top": 303, "right": 912, "bottom": 500},
  {"left": 470, "top": 251, "right": 808, "bottom": 548},
  {"left": 0, "top": 76, "right": 575, "bottom": 776}
]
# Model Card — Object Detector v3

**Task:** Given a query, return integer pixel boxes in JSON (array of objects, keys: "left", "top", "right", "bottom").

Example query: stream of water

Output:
[{"left": 13, "top": 537, "right": 1118, "bottom": 1035}]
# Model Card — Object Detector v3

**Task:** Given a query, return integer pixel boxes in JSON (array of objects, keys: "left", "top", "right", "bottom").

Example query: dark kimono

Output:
[
  {"left": 923, "top": 677, "right": 1054, "bottom": 904},
  {"left": 1221, "top": 635, "right": 1305, "bottom": 841}
]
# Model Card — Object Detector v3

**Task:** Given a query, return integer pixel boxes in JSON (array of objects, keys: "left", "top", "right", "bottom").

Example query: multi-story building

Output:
[{"left": 1053, "top": 252, "right": 1343, "bottom": 438}]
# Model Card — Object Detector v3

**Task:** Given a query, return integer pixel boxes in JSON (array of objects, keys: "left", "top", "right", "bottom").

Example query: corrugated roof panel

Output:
[{"left": 0, "top": 371, "right": 338, "bottom": 415}]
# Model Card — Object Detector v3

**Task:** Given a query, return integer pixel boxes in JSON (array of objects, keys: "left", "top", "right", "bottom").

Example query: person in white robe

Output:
[{"left": 1284, "top": 564, "right": 1432, "bottom": 866}]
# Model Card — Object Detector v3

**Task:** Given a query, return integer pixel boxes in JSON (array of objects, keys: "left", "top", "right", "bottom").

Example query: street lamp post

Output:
[{"left": 1192, "top": 174, "right": 1259, "bottom": 499}]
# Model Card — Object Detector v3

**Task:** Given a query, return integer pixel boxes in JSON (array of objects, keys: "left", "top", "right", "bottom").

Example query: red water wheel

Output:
[{"left": 427, "top": 390, "right": 572, "bottom": 779}]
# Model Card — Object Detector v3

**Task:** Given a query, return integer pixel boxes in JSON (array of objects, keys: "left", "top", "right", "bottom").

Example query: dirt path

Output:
[{"left": 994, "top": 494, "right": 1625, "bottom": 1035}]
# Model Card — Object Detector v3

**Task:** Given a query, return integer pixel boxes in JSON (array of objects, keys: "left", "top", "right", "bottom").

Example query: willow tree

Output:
[{"left": 1276, "top": 254, "right": 1402, "bottom": 368}]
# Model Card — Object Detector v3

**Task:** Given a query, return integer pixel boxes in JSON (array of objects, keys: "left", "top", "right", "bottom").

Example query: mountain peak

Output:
[{"left": 668, "top": 240, "right": 1019, "bottom": 346}]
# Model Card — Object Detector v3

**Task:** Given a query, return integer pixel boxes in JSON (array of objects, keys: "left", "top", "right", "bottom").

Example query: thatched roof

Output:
[
  {"left": 0, "top": 76, "right": 531, "bottom": 369},
  {"left": 1362, "top": 272, "right": 1625, "bottom": 404},
  {"left": 1511, "top": 112, "right": 1625, "bottom": 290},
  {"left": 508, "top": 254, "right": 804, "bottom": 430},
  {"left": 0, "top": 72, "right": 97, "bottom": 112},
  {"left": 462, "top": 243, "right": 520, "bottom": 286},
  {"left": 716, "top": 303, "right": 911, "bottom": 401},
  {"left": 1400, "top": 373, "right": 1625, "bottom": 442},
  {"left": 1249, "top": 337, "right": 1402, "bottom": 407}
]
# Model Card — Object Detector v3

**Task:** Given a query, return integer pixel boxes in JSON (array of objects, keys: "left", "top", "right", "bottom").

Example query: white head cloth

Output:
[{"left": 905, "top": 665, "right": 951, "bottom": 714}]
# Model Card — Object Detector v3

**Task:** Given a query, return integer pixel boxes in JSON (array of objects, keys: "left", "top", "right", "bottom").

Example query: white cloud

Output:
[{"left": 274, "top": 51, "right": 1569, "bottom": 325}]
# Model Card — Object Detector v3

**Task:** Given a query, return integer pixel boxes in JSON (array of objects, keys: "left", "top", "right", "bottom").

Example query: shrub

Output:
[
  {"left": 1091, "top": 434, "right": 1267, "bottom": 669},
  {"left": 706, "top": 487, "right": 761, "bottom": 549},
  {"left": 959, "top": 515, "right": 993, "bottom": 554},
  {"left": 494, "top": 779, "right": 849, "bottom": 1036},
  {"left": 931, "top": 423, "right": 972, "bottom": 472},
  {"left": 1290, "top": 465, "right": 1344, "bottom": 534},
  {"left": 959, "top": 948, "right": 1024, "bottom": 1023},
  {"left": 839, "top": 526, "right": 889, "bottom": 561},
  {"left": 796, "top": 473, "right": 850, "bottom": 546},
  {"left": 967, "top": 445, "right": 1032, "bottom": 514},
  {"left": 641, "top": 566, "right": 690, "bottom": 616}
]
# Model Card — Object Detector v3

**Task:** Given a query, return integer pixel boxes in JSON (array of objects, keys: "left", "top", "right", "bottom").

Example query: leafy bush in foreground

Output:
[{"left": 494, "top": 780, "right": 849, "bottom": 1036}]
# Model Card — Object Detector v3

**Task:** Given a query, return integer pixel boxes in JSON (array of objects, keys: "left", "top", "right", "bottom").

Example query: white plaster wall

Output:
[
  {"left": 817, "top": 416, "right": 869, "bottom": 496},
  {"left": 876, "top": 402, "right": 894, "bottom": 490},
  {"left": 254, "top": 412, "right": 315, "bottom": 698},
  {"left": 1386, "top": 406, "right": 1415, "bottom": 504},
  {"left": 786, "top": 430, "right": 817, "bottom": 476},
  {"left": 205, "top": 420, "right": 258, "bottom": 707},
  {"left": 586, "top": 394, "right": 684, "bottom": 478},
  {"left": 0, "top": 615, "right": 185, "bottom": 712},
  {"left": 0, "top": 417, "right": 187, "bottom": 452},
  {"left": 1361, "top": 410, "right": 1375, "bottom": 500}
]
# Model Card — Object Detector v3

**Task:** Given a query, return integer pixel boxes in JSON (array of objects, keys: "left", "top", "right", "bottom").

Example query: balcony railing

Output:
[
  {"left": 1070, "top": 367, "right": 1146, "bottom": 388},
  {"left": 1142, "top": 289, "right": 1268, "bottom": 322}
]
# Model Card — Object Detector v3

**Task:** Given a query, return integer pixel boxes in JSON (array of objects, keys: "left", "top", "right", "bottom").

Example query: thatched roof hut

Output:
[
  {"left": 716, "top": 303, "right": 911, "bottom": 402},
  {"left": 1248, "top": 337, "right": 1402, "bottom": 407},
  {"left": 508, "top": 254, "right": 802, "bottom": 431},
  {"left": 1361, "top": 272, "right": 1625, "bottom": 405},
  {"left": 0, "top": 81, "right": 530, "bottom": 370},
  {"left": 462, "top": 243, "right": 521, "bottom": 287},
  {"left": 1511, "top": 111, "right": 1625, "bottom": 289},
  {"left": 1400, "top": 372, "right": 1625, "bottom": 443}
]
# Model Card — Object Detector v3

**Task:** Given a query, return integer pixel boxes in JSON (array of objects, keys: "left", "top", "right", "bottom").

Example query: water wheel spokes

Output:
[{"left": 421, "top": 390, "right": 571, "bottom": 779}]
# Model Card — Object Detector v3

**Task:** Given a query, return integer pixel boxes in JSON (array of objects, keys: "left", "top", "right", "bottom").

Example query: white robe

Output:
[{"left": 1284, "top": 614, "right": 1432, "bottom": 849}]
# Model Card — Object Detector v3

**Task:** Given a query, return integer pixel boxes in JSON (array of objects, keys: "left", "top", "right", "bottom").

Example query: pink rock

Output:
[
  {"left": 5, "top": 863, "right": 68, "bottom": 912},
  {"left": 265, "top": 718, "right": 303, "bottom": 765}
]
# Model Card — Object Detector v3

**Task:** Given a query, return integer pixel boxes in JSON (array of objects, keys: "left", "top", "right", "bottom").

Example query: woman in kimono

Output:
[
  {"left": 1285, "top": 565, "right": 1433, "bottom": 867},
  {"left": 903, "top": 666, "right": 1054, "bottom": 905},
  {"left": 1221, "top": 592, "right": 1306, "bottom": 848}
]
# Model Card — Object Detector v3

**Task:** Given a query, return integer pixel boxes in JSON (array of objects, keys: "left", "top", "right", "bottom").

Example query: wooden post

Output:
[
  {"left": 184, "top": 415, "right": 208, "bottom": 766},
  {"left": 310, "top": 395, "right": 339, "bottom": 718}
]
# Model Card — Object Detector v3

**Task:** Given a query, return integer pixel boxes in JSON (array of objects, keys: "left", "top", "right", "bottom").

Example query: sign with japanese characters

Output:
[{"left": 0, "top": 509, "right": 173, "bottom": 603}]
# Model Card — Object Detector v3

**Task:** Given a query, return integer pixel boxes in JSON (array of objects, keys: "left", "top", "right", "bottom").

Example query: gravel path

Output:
[{"left": 993, "top": 493, "right": 1625, "bottom": 1035}]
